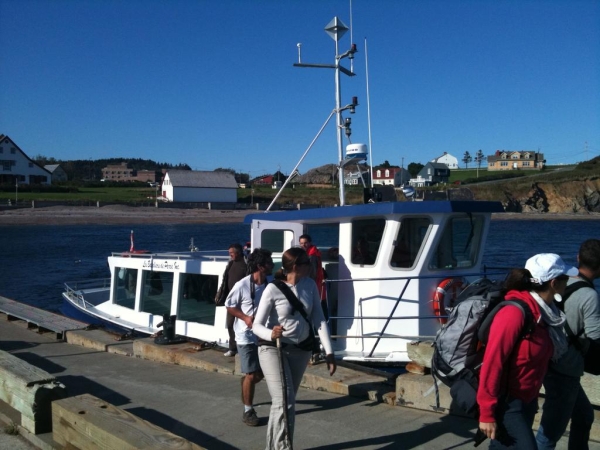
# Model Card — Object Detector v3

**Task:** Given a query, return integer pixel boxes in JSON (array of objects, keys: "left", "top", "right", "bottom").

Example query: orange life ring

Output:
[{"left": 432, "top": 278, "right": 465, "bottom": 324}]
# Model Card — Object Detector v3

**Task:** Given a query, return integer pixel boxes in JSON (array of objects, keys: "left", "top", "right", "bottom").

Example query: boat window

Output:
[
  {"left": 178, "top": 274, "right": 218, "bottom": 324},
  {"left": 391, "top": 217, "right": 431, "bottom": 268},
  {"left": 114, "top": 267, "right": 138, "bottom": 309},
  {"left": 351, "top": 218, "right": 385, "bottom": 265},
  {"left": 140, "top": 271, "right": 174, "bottom": 316},
  {"left": 260, "top": 230, "right": 288, "bottom": 253},
  {"left": 429, "top": 215, "right": 484, "bottom": 270},
  {"left": 306, "top": 224, "right": 339, "bottom": 249}
]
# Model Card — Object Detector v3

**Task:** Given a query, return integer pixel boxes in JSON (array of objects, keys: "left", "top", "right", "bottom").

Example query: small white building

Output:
[
  {"left": 431, "top": 152, "right": 459, "bottom": 169},
  {"left": 45, "top": 164, "right": 68, "bottom": 183},
  {"left": 0, "top": 135, "right": 51, "bottom": 185},
  {"left": 162, "top": 170, "right": 238, "bottom": 203}
]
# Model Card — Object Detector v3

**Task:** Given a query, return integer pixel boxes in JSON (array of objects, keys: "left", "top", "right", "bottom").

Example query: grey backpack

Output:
[{"left": 431, "top": 278, "right": 534, "bottom": 415}]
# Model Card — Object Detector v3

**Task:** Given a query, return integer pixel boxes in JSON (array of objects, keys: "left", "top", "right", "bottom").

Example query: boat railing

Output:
[
  {"left": 63, "top": 279, "right": 111, "bottom": 309},
  {"left": 325, "top": 270, "right": 507, "bottom": 357},
  {"left": 110, "top": 251, "right": 230, "bottom": 262}
]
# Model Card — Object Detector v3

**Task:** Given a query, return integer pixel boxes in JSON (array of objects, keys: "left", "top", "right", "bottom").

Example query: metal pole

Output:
[
  {"left": 266, "top": 110, "right": 336, "bottom": 211},
  {"left": 335, "top": 36, "right": 346, "bottom": 206}
]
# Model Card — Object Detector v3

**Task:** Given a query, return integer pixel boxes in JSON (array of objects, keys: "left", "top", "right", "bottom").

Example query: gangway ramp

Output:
[{"left": 0, "top": 296, "right": 89, "bottom": 340}]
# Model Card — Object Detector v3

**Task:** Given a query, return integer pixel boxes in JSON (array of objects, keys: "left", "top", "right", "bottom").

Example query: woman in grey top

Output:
[{"left": 253, "top": 247, "right": 336, "bottom": 450}]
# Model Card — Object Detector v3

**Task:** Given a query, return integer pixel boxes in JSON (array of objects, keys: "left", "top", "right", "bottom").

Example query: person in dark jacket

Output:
[
  {"left": 221, "top": 243, "right": 247, "bottom": 357},
  {"left": 536, "top": 239, "right": 600, "bottom": 450}
]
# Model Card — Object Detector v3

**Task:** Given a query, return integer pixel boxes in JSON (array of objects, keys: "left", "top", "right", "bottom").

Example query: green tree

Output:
[
  {"left": 462, "top": 151, "right": 472, "bottom": 169},
  {"left": 474, "top": 149, "right": 485, "bottom": 177},
  {"left": 407, "top": 162, "right": 424, "bottom": 177}
]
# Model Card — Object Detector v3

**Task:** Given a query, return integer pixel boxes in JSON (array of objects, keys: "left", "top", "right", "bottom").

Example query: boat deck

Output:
[{"left": 0, "top": 296, "right": 89, "bottom": 339}]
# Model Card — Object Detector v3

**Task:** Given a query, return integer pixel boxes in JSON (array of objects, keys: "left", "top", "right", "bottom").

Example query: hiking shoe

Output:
[
  {"left": 243, "top": 408, "right": 259, "bottom": 426},
  {"left": 224, "top": 350, "right": 236, "bottom": 357}
]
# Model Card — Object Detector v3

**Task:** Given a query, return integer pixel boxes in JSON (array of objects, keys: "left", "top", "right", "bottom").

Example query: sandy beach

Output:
[{"left": 0, "top": 205, "right": 599, "bottom": 226}]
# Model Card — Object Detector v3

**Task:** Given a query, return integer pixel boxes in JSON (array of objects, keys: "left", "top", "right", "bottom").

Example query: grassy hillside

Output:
[{"left": 1, "top": 159, "right": 596, "bottom": 207}]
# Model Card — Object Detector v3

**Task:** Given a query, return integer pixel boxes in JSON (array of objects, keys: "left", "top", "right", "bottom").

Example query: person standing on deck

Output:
[
  {"left": 536, "top": 239, "right": 600, "bottom": 450},
  {"left": 225, "top": 248, "right": 273, "bottom": 426},
  {"left": 221, "top": 243, "right": 247, "bottom": 357},
  {"left": 299, "top": 234, "right": 327, "bottom": 319}
]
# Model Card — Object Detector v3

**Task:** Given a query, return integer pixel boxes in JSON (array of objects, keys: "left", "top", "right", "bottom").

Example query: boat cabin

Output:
[{"left": 245, "top": 200, "right": 503, "bottom": 362}]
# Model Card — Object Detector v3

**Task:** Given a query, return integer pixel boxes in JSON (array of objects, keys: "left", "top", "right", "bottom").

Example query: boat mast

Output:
[
  {"left": 333, "top": 20, "right": 346, "bottom": 205},
  {"left": 294, "top": 17, "right": 357, "bottom": 206}
]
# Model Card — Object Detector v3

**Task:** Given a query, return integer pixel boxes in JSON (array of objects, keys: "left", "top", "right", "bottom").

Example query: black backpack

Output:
[
  {"left": 560, "top": 277, "right": 600, "bottom": 375},
  {"left": 431, "top": 278, "right": 535, "bottom": 416}
]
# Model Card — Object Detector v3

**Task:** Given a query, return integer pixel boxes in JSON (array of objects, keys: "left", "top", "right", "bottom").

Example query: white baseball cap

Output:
[{"left": 525, "top": 253, "right": 578, "bottom": 284}]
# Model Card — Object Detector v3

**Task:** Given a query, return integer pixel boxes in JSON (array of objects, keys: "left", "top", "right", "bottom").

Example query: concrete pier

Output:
[{"left": 0, "top": 310, "right": 597, "bottom": 449}]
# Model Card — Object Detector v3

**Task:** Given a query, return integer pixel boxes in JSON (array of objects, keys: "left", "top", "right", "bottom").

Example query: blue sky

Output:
[{"left": 1, "top": 0, "right": 598, "bottom": 178}]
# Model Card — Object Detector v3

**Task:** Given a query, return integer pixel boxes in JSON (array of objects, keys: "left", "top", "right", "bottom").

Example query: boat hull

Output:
[{"left": 61, "top": 293, "right": 152, "bottom": 337}]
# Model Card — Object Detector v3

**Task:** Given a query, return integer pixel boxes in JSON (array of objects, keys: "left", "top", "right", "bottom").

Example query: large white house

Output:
[
  {"left": 0, "top": 135, "right": 51, "bottom": 185},
  {"left": 162, "top": 170, "right": 238, "bottom": 203},
  {"left": 431, "top": 152, "right": 459, "bottom": 169}
]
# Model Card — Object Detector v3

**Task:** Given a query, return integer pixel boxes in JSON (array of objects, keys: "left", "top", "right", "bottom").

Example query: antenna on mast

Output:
[
  {"left": 349, "top": 0, "right": 354, "bottom": 73},
  {"left": 291, "top": 17, "right": 358, "bottom": 206},
  {"left": 365, "top": 37, "right": 374, "bottom": 188}
]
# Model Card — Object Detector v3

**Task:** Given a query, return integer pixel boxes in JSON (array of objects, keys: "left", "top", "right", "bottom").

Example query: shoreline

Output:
[{"left": 0, "top": 205, "right": 599, "bottom": 225}]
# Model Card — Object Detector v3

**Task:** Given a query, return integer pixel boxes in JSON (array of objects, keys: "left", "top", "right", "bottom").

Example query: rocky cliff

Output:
[{"left": 471, "top": 178, "right": 600, "bottom": 214}]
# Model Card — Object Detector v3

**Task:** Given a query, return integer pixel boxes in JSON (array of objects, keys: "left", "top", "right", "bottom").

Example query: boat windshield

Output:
[
  {"left": 391, "top": 217, "right": 432, "bottom": 269},
  {"left": 140, "top": 271, "right": 174, "bottom": 316},
  {"left": 350, "top": 218, "right": 385, "bottom": 265},
  {"left": 114, "top": 267, "right": 138, "bottom": 308},
  {"left": 429, "top": 214, "right": 484, "bottom": 270},
  {"left": 177, "top": 273, "right": 218, "bottom": 324}
]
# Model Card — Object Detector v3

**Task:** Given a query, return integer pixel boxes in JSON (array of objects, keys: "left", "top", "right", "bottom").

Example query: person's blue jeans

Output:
[
  {"left": 536, "top": 369, "right": 594, "bottom": 450},
  {"left": 489, "top": 396, "right": 538, "bottom": 449}
]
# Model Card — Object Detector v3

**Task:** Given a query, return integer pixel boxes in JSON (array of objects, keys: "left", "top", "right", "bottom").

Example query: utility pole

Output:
[{"left": 401, "top": 157, "right": 404, "bottom": 185}]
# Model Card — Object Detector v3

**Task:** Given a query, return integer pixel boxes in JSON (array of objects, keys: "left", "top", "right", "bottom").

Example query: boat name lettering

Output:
[{"left": 142, "top": 260, "right": 180, "bottom": 270}]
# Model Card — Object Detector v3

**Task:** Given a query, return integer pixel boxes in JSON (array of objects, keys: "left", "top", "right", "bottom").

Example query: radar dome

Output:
[{"left": 345, "top": 143, "right": 368, "bottom": 160}]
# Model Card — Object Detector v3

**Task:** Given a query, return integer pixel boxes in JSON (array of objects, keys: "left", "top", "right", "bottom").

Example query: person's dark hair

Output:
[
  {"left": 274, "top": 247, "right": 307, "bottom": 280},
  {"left": 229, "top": 243, "right": 243, "bottom": 255},
  {"left": 579, "top": 239, "right": 600, "bottom": 272},
  {"left": 247, "top": 248, "right": 272, "bottom": 273},
  {"left": 504, "top": 268, "right": 533, "bottom": 292},
  {"left": 504, "top": 267, "right": 559, "bottom": 293},
  {"left": 299, "top": 234, "right": 312, "bottom": 243}
]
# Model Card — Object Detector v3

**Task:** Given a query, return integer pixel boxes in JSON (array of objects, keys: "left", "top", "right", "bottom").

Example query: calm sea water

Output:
[{"left": 1, "top": 219, "right": 599, "bottom": 312}]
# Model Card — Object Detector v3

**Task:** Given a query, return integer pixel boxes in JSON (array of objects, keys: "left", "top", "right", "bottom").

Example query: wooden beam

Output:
[
  {"left": 0, "top": 350, "right": 67, "bottom": 434},
  {"left": 52, "top": 394, "right": 205, "bottom": 450}
]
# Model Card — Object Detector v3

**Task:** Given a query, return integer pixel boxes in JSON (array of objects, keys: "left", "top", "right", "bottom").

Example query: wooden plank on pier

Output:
[
  {"left": 52, "top": 394, "right": 205, "bottom": 450},
  {"left": 0, "top": 350, "right": 67, "bottom": 434},
  {"left": 0, "top": 296, "right": 88, "bottom": 338}
]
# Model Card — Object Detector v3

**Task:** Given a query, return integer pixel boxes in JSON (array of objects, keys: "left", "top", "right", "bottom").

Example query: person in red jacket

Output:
[
  {"left": 477, "top": 253, "right": 577, "bottom": 449},
  {"left": 299, "top": 234, "right": 328, "bottom": 318}
]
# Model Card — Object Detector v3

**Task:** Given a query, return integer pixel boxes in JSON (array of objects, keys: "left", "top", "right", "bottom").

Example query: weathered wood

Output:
[
  {"left": 52, "top": 394, "right": 205, "bottom": 450},
  {"left": 406, "top": 340, "right": 434, "bottom": 368},
  {"left": 0, "top": 350, "right": 67, "bottom": 434}
]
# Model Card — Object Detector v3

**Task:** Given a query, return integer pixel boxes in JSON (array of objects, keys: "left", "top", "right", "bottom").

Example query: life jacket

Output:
[{"left": 306, "top": 245, "right": 326, "bottom": 300}]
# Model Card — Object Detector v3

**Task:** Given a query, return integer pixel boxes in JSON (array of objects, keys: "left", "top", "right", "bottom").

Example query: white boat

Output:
[{"left": 61, "top": 16, "right": 504, "bottom": 363}]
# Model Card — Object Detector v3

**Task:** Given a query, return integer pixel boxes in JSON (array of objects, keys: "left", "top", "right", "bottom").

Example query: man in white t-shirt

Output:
[{"left": 225, "top": 248, "right": 273, "bottom": 426}]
